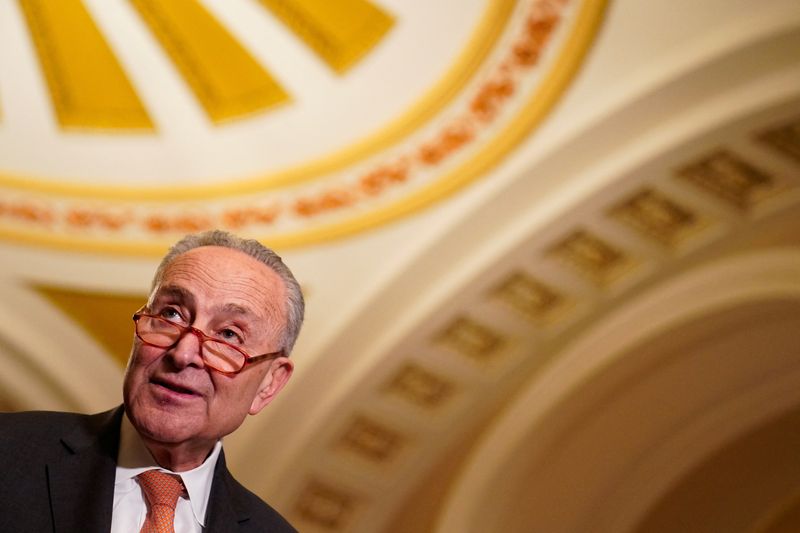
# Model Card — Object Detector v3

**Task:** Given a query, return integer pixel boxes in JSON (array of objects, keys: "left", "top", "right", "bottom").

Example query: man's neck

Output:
[
  {"left": 120, "top": 412, "right": 217, "bottom": 472},
  {"left": 142, "top": 438, "right": 216, "bottom": 472}
]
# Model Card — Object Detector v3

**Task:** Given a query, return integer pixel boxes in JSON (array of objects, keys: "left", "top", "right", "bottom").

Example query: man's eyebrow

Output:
[
  {"left": 152, "top": 285, "right": 194, "bottom": 305},
  {"left": 220, "top": 303, "right": 255, "bottom": 317}
]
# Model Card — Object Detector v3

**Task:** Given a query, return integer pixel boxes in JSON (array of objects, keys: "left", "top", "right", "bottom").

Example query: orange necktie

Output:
[{"left": 137, "top": 470, "right": 185, "bottom": 533}]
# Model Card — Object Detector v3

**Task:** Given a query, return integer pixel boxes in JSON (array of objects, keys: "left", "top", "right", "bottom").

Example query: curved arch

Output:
[
  {"left": 435, "top": 247, "right": 800, "bottom": 533},
  {"left": 0, "top": 281, "right": 122, "bottom": 412}
]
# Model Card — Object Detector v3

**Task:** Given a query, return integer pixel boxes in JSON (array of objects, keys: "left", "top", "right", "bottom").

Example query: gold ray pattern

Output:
[
  {"left": 34, "top": 285, "right": 145, "bottom": 367},
  {"left": 18, "top": 0, "right": 153, "bottom": 130},
  {"left": 130, "top": 0, "right": 290, "bottom": 123},
  {"left": 257, "top": 0, "right": 394, "bottom": 73}
]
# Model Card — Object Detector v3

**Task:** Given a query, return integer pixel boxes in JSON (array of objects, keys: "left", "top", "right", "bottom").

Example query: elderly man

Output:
[{"left": 0, "top": 230, "right": 303, "bottom": 532}]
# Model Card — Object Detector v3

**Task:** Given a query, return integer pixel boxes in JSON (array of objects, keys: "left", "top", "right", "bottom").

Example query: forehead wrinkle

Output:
[
  {"left": 221, "top": 302, "right": 249, "bottom": 315},
  {"left": 218, "top": 302, "right": 260, "bottom": 326},
  {"left": 157, "top": 251, "right": 287, "bottom": 329},
  {"left": 165, "top": 257, "right": 222, "bottom": 287},
  {"left": 158, "top": 280, "right": 266, "bottom": 319}
]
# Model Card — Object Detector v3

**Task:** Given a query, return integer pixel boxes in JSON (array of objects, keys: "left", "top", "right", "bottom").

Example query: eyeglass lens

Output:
[{"left": 136, "top": 315, "right": 245, "bottom": 373}]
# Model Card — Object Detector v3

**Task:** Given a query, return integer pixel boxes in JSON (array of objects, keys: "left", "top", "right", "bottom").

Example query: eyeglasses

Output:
[{"left": 132, "top": 313, "right": 282, "bottom": 375}]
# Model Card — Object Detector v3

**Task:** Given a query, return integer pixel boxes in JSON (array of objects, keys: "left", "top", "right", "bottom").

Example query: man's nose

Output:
[{"left": 168, "top": 328, "right": 206, "bottom": 369}]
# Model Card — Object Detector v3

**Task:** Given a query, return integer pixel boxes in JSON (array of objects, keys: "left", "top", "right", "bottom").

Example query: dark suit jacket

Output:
[{"left": 0, "top": 407, "right": 296, "bottom": 532}]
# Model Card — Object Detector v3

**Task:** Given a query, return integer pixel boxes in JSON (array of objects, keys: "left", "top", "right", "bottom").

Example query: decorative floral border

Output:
[{"left": 0, "top": 0, "right": 607, "bottom": 253}]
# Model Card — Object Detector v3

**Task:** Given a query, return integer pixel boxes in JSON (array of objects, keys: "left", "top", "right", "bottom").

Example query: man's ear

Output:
[{"left": 249, "top": 357, "right": 294, "bottom": 415}]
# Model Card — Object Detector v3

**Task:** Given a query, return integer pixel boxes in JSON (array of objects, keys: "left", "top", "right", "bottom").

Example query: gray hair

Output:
[{"left": 152, "top": 230, "right": 305, "bottom": 355}]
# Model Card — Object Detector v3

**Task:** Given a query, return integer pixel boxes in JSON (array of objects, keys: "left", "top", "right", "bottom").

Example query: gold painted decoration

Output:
[
  {"left": 34, "top": 285, "right": 144, "bottom": 367},
  {"left": 294, "top": 479, "right": 357, "bottom": 530},
  {"left": 0, "top": 0, "right": 608, "bottom": 253},
  {"left": 677, "top": 150, "right": 776, "bottom": 210},
  {"left": 337, "top": 415, "right": 405, "bottom": 462},
  {"left": 383, "top": 362, "right": 455, "bottom": 409},
  {"left": 758, "top": 117, "right": 800, "bottom": 163},
  {"left": 548, "top": 230, "right": 632, "bottom": 284},
  {"left": 609, "top": 189, "right": 703, "bottom": 246},
  {"left": 257, "top": 0, "right": 394, "bottom": 73},
  {"left": 18, "top": 0, "right": 153, "bottom": 130},
  {"left": 492, "top": 271, "right": 568, "bottom": 322},
  {"left": 435, "top": 316, "right": 505, "bottom": 361},
  {"left": 130, "top": 0, "right": 290, "bottom": 123}
]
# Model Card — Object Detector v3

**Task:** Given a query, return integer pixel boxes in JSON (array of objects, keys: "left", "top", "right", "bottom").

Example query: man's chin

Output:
[
  {"left": 140, "top": 421, "right": 201, "bottom": 446},
  {"left": 129, "top": 401, "right": 205, "bottom": 444}
]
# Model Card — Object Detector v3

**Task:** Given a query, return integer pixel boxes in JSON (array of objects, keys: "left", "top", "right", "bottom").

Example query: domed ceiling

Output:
[
  {"left": 1, "top": 0, "right": 799, "bottom": 532},
  {"left": 0, "top": 0, "right": 602, "bottom": 251}
]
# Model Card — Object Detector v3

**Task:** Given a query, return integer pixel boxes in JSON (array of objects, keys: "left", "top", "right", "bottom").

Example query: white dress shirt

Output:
[{"left": 111, "top": 413, "right": 222, "bottom": 533}]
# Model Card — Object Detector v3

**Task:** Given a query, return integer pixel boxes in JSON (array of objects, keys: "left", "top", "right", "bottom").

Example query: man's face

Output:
[{"left": 123, "top": 246, "right": 293, "bottom": 451}]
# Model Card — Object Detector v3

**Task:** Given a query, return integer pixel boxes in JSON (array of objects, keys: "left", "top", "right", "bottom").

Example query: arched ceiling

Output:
[{"left": 1, "top": 0, "right": 799, "bottom": 531}]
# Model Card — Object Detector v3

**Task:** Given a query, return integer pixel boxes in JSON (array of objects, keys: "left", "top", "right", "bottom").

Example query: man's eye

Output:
[
  {"left": 219, "top": 329, "right": 243, "bottom": 344},
  {"left": 159, "top": 308, "right": 183, "bottom": 322}
]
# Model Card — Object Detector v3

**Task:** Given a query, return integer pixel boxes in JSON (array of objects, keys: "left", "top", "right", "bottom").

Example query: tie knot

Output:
[{"left": 137, "top": 470, "right": 184, "bottom": 509}]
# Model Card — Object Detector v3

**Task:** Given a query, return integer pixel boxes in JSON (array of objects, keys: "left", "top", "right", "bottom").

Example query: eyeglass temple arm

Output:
[{"left": 247, "top": 350, "right": 284, "bottom": 364}]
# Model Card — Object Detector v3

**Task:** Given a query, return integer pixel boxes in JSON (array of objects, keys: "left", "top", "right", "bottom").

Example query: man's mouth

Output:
[{"left": 151, "top": 378, "right": 200, "bottom": 396}]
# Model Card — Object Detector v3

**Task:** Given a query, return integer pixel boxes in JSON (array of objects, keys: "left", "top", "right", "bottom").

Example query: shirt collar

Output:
[{"left": 117, "top": 412, "right": 222, "bottom": 527}]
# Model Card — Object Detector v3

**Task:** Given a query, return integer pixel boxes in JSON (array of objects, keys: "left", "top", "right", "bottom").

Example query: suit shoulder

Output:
[
  {"left": 0, "top": 411, "right": 85, "bottom": 470},
  {"left": 0, "top": 410, "right": 87, "bottom": 439},
  {"left": 0, "top": 408, "right": 119, "bottom": 447},
  {"left": 226, "top": 474, "right": 298, "bottom": 533}
]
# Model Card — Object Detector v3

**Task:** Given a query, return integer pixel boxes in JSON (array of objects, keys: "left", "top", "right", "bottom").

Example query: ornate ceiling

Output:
[
  {"left": 0, "top": 0, "right": 603, "bottom": 250},
  {"left": 1, "top": 0, "right": 799, "bottom": 531}
]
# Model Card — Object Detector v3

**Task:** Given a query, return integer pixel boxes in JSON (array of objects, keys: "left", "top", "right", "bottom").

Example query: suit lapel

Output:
[
  {"left": 44, "top": 409, "right": 258, "bottom": 532},
  {"left": 47, "top": 407, "right": 122, "bottom": 533},
  {"left": 205, "top": 450, "right": 250, "bottom": 532}
]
